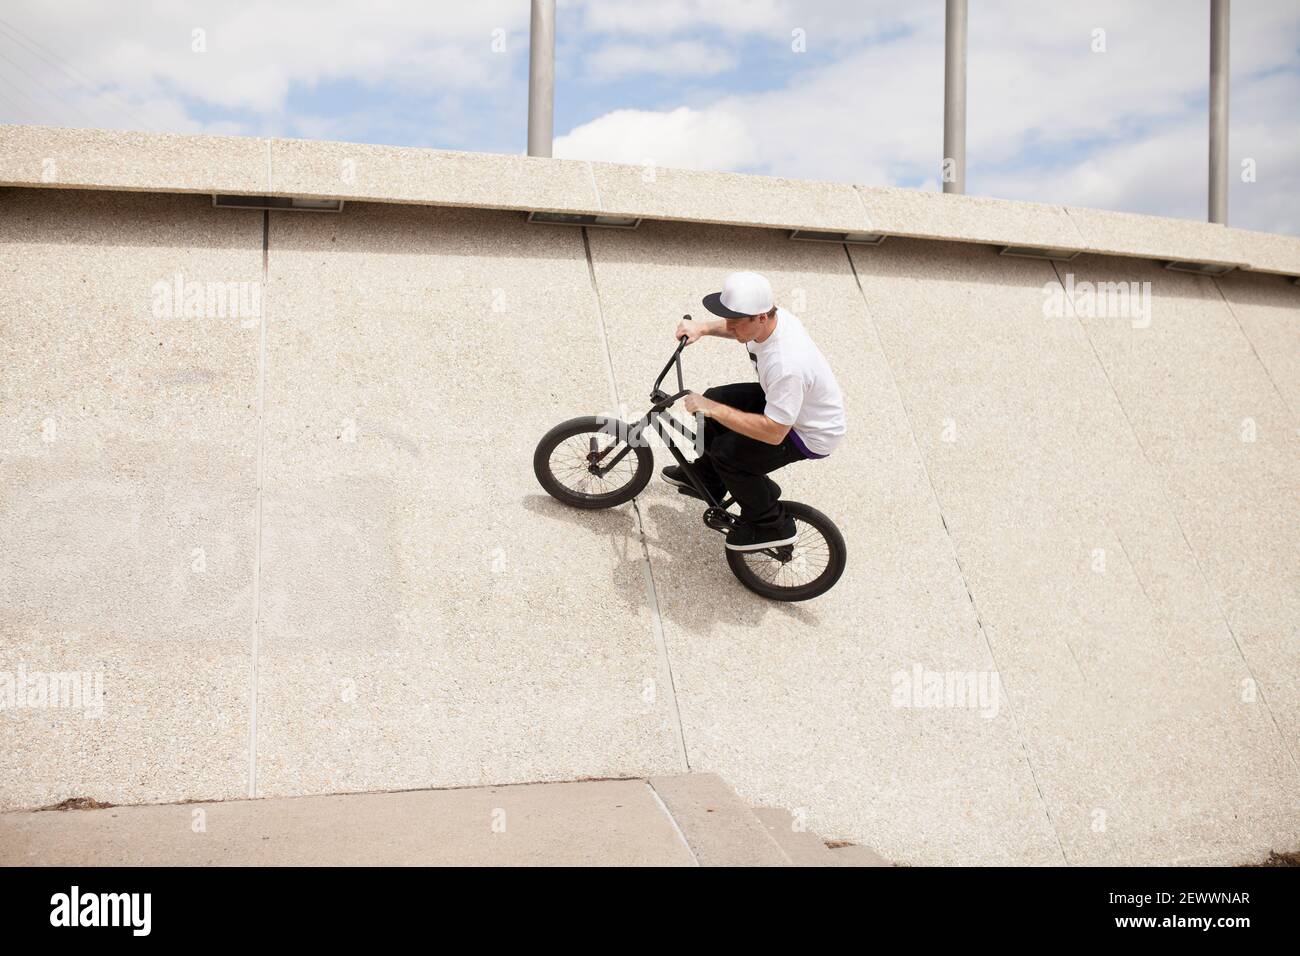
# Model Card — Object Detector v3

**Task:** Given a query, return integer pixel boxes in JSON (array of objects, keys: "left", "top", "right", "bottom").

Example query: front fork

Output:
[
  {"left": 587, "top": 402, "right": 699, "bottom": 481},
  {"left": 587, "top": 405, "right": 789, "bottom": 560},
  {"left": 586, "top": 412, "right": 731, "bottom": 517}
]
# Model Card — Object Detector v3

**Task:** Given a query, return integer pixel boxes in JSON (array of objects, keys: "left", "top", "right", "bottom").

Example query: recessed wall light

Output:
[
  {"left": 998, "top": 245, "right": 1081, "bottom": 261},
  {"left": 213, "top": 195, "right": 344, "bottom": 212},
  {"left": 527, "top": 211, "right": 640, "bottom": 228},
  {"left": 1163, "top": 260, "right": 1237, "bottom": 276},
  {"left": 790, "top": 229, "right": 886, "bottom": 244}
]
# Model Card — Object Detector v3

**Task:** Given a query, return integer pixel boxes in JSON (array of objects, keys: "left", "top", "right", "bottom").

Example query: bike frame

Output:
[{"left": 589, "top": 336, "right": 734, "bottom": 513}]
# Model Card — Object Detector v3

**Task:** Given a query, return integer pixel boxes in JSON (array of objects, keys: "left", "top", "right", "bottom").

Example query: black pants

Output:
[{"left": 693, "top": 382, "right": 808, "bottom": 527}]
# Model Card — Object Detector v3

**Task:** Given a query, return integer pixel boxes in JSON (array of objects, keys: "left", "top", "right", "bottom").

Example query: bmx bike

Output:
[{"left": 533, "top": 323, "right": 847, "bottom": 602}]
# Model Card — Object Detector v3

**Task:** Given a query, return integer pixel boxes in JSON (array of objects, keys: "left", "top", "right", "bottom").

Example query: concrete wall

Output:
[
  {"left": 252, "top": 201, "right": 682, "bottom": 797},
  {"left": 1, "top": 186, "right": 1297, "bottom": 865},
  {"left": 7, "top": 125, "right": 1300, "bottom": 275},
  {"left": 849, "top": 240, "right": 1299, "bottom": 864},
  {"left": 1, "top": 189, "right": 261, "bottom": 806}
]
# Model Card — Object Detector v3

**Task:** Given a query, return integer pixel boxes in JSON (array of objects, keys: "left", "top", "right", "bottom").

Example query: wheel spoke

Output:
[
  {"left": 737, "top": 517, "right": 834, "bottom": 592},
  {"left": 546, "top": 430, "right": 641, "bottom": 501}
]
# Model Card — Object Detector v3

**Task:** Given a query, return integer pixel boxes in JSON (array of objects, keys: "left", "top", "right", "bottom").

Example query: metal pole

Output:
[
  {"left": 527, "top": 0, "right": 556, "bottom": 157},
  {"left": 943, "top": 0, "right": 967, "bottom": 194},
  {"left": 1209, "top": 0, "right": 1230, "bottom": 223}
]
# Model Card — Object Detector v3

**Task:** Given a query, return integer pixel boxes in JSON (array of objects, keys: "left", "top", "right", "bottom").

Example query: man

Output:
[{"left": 665, "top": 271, "right": 846, "bottom": 551}]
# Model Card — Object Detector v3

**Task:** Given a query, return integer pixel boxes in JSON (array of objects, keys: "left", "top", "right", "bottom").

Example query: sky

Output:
[{"left": 0, "top": 0, "right": 1297, "bottom": 235}]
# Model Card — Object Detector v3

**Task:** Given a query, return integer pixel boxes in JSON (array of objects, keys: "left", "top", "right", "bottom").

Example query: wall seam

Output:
[
  {"left": 247, "top": 209, "right": 270, "bottom": 797},
  {"left": 645, "top": 780, "right": 700, "bottom": 866},
  {"left": 1061, "top": 206, "right": 1089, "bottom": 245},
  {"left": 852, "top": 184, "right": 875, "bottom": 234},
  {"left": 586, "top": 162, "right": 602, "bottom": 212},
  {"left": 846, "top": 244, "right": 1069, "bottom": 864},
  {"left": 580, "top": 226, "right": 690, "bottom": 774},
  {"left": 1050, "top": 261, "right": 1299, "bottom": 776},
  {"left": 1210, "top": 276, "right": 1296, "bottom": 425}
]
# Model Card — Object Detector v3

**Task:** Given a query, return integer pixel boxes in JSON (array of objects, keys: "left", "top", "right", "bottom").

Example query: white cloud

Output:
[
  {"left": 553, "top": 105, "right": 755, "bottom": 169},
  {"left": 572, "top": 0, "right": 928, "bottom": 46},
  {"left": 0, "top": 0, "right": 529, "bottom": 123},
  {"left": 0, "top": 0, "right": 1295, "bottom": 233},
  {"left": 555, "top": 0, "right": 1300, "bottom": 233},
  {"left": 574, "top": 0, "right": 791, "bottom": 37}
]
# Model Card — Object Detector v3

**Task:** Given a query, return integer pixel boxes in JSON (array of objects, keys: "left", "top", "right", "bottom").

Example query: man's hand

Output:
[
  {"left": 675, "top": 314, "right": 725, "bottom": 344},
  {"left": 675, "top": 316, "right": 706, "bottom": 344},
  {"left": 683, "top": 391, "right": 716, "bottom": 417},
  {"left": 686, "top": 392, "right": 792, "bottom": 445}
]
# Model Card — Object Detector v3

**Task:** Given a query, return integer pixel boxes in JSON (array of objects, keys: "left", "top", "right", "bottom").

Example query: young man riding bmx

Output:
[{"left": 667, "top": 271, "right": 847, "bottom": 552}]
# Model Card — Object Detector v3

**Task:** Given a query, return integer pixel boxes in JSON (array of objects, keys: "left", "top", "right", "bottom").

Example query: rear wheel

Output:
[
  {"left": 533, "top": 416, "right": 654, "bottom": 509},
  {"left": 725, "top": 501, "right": 846, "bottom": 602}
]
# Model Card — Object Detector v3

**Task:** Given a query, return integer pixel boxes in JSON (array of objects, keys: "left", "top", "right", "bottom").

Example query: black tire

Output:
[
  {"left": 533, "top": 415, "right": 654, "bottom": 509},
  {"left": 725, "top": 501, "right": 846, "bottom": 602}
]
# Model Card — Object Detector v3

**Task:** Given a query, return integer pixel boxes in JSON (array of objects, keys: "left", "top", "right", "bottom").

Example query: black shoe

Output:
[
  {"left": 725, "top": 517, "right": 798, "bottom": 552},
  {"left": 661, "top": 465, "right": 721, "bottom": 502},
  {"left": 661, "top": 465, "right": 776, "bottom": 506}
]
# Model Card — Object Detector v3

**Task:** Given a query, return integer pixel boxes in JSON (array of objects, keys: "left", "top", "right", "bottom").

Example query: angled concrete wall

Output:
[
  {"left": 585, "top": 221, "right": 1059, "bottom": 865},
  {"left": 1, "top": 189, "right": 262, "bottom": 807},
  {"left": 848, "top": 239, "right": 1299, "bottom": 865},
  {"left": 1, "top": 183, "right": 1296, "bottom": 865},
  {"left": 1216, "top": 269, "right": 1300, "bottom": 420},
  {"left": 1068, "top": 257, "right": 1300, "bottom": 776},
  {"left": 252, "top": 202, "right": 684, "bottom": 796}
]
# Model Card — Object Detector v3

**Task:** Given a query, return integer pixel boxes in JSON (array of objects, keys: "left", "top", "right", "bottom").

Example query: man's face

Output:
[{"left": 726, "top": 313, "right": 766, "bottom": 343}]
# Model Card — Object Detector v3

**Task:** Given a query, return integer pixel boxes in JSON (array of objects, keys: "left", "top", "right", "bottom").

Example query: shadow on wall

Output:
[{"left": 521, "top": 491, "right": 821, "bottom": 637}]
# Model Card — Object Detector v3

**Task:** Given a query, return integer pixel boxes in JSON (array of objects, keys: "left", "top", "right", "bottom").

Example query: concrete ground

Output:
[
  {"left": 1, "top": 183, "right": 1297, "bottom": 866},
  {"left": 0, "top": 774, "right": 884, "bottom": 867}
]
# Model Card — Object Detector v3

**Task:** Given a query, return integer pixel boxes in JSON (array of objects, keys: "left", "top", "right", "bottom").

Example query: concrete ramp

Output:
[
  {"left": 849, "top": 239, "right": 1299, "bottom": 864},
  {"left": 251, "top": 201, "right": 684, "bottom": 797},
  {"left": 587, "top": 221, "right": 1061, "bottom": 865},
  {"left": 1, "top": 190, "right": 262, "bottom": 808},
  {"left": 0, "top": 192, "right": 685, "bottom": 811},
  {"left": 2, "top": 176, "right": 1297, "bottom": 866},
  {"left": 1217, "top": 269, "right": 1300, "bottom": 418}
]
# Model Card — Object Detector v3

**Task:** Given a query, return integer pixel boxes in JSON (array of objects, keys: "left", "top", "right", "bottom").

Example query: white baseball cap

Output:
[{"left": 702, "top": 271, "right": 774, "bottom": 319}]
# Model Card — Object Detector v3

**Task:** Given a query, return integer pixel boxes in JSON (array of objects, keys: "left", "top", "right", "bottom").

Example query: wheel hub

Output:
[{"left": 587, "top": 438, "right": 608, "bottom": 473}]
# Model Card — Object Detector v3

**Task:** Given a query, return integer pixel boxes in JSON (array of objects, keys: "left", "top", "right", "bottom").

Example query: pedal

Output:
[{"left": 702, "top": 507, "right": 735, "bottom": 533}]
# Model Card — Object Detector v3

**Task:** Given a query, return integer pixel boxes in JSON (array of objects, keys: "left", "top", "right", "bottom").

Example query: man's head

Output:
[
  {"left": 721, "top": 307, "right": 777, "bottom": 343},
  {"left": 702, "top": 272, "right": 777, "bottom": 343}
]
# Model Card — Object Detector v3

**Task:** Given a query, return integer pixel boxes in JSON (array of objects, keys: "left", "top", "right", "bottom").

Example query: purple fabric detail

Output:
[{"left": 789, "top": 429, "right": 827, "bottom": 460}]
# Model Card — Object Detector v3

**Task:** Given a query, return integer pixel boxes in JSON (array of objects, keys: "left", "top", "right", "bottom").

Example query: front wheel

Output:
[
  {"left": 533, "top": 416, "right": 654, "bottom": 509},
  {"left": 726, "top": 501, "right": 846, "bottom": 602}
]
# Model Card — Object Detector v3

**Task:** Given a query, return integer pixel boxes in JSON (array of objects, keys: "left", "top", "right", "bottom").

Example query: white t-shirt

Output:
[{"left": 745, "top": 307, "right": 846, "bottom": 457}]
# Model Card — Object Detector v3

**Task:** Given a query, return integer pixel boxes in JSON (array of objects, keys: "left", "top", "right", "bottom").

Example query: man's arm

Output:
[
  {"left": 683, "top": 393, "right": 791, "bottom": 445},
  {"left": 676, "top": 316, "right": 734, "bottom": 342}
]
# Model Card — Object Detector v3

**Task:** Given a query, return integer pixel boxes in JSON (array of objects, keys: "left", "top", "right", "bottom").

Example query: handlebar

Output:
[{"left": 652, "top": 318, "right": 693, "bottom": 402}]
